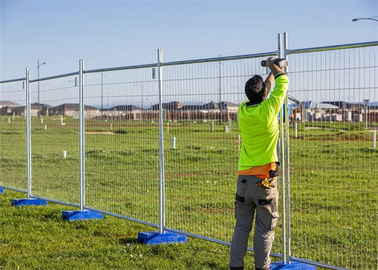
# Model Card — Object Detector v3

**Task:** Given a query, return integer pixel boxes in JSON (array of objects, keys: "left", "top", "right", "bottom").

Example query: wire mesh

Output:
[
  {"left": 161, "top": 55, "right": 286, "bottom": 255},
  {"left": 84, "top": 68, "right": 160, "bottom": 225},
  {"left": 30, "top": 76, "right": 80, "bottom": 204},
  {"left": 287, "top": 46, "right": 378, "bottom": 269},
  {"left": 0, "top": 80, "right": 27, "bottom": 191}
]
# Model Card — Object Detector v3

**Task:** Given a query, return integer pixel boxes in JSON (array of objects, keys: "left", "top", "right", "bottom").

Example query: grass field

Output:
[
  {"left": 0, "top": 189, "right": 253, "bottom": 270},
  {"left": 0, "top": 116, "right": 377, "bottom": 269}
]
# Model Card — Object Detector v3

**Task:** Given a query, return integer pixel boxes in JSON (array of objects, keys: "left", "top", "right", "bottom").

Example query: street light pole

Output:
[{"left": 37, "top": 59, "right": 46, "bottom": 104}]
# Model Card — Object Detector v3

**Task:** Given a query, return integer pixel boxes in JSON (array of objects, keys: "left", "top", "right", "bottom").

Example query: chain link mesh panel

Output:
[
  {"left": 84, "top": 69, "right": 159, "bottom": 225},
  {"left": 288, "top": 46, "right": 377, "bottom": 269},
  {"left": 162, "top": 56, "right": 285, "bottom": 255},
  {"left": 30, "top": 76, "right": 80, "bottom": 204},
  {"left": 0, "top": 80, "right": 27, "bottom": 191}
]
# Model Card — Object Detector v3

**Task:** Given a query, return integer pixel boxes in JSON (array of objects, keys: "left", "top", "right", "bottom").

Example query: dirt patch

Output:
[{"left": 85, "top": 131, "right": 114, "bottom": 135}]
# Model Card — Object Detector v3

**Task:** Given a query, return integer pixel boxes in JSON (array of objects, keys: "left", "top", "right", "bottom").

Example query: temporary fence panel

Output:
[
  {"left": 287, "top": 44, "right": 378, "bottom": 269},
  {"left": 29, "top": 75, "right": 80, "bottom": 204},
  {"left": 0, "top": 79, "right": 27, "bottom": 192},
  {"left": 162, "top": 55, "right": 285, "bottom": 256},
  {"left": 1, "top": 36, "right": 376, "bottom": 270},
  {"left": 84, "top": 67, "right": 160, "bottom": 225}
]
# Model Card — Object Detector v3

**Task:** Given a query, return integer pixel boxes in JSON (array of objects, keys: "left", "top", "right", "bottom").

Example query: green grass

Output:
[
  {"left": 0, "top": 116, "right": 377, "bottom": 269},
  {"left": 0, "top": 190, "right": 256, "bottom": 270}
]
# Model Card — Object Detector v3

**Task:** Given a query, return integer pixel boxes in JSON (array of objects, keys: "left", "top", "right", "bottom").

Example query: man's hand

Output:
[{"left": 266, "top": 57, "right": 283, "bottom": 76}]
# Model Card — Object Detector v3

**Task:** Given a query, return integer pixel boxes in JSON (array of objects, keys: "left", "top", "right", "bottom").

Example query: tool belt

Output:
[{"left": 255, "top": 163, "right": 279, "bottom": 189}]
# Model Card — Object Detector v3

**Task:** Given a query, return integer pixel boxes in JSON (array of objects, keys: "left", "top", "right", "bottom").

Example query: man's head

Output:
[{"left": 245, "top": 75, "right": 266, "bottom": 104}]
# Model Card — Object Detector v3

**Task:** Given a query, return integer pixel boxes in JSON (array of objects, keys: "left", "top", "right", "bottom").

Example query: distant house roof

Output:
[
  {"left": 31, "top": 103, "right": 52, "bottom": 109},
  {"left": 51, "top": 103, "right": 98, "bottom": 111},
  {"left": 151, "top": 101, "right": 185, "bottom": 110},
  {"left": 181, "top": 101, "right": 218, "bottom": 111},
  {"left": 219, "top": 101, "right": 239, "bottom": 109},
  {"left": 0, "top": 101, "right": 20, "bottom": 107},
  {"left": 107, "top": 105, "right": 142, "bottom": 111},
  {"left": 322, "top": 101, "right": 350, "bottom": 109},
  {"left": 315, "top": 103, "right": 339, "bottom": 109}
]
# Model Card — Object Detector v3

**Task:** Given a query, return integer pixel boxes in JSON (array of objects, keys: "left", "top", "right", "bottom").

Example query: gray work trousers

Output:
[{"left": 229, "top": 175, "right": 279, "bottom": 270}]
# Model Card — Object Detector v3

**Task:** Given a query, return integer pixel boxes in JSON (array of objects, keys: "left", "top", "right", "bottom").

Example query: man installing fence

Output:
[{"left": 230, "top": 57, "right": 289, "bottom": 270}]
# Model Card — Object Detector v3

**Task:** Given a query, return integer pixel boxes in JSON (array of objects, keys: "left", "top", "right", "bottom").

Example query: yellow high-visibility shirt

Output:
[{"left": 238, "top": 74, "right": 289, "bottom": 172}]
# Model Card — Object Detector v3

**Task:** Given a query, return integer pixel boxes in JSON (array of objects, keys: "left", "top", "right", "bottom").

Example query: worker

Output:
[{"left": 229, "top": 57, "right": 289, "bottom": 270}]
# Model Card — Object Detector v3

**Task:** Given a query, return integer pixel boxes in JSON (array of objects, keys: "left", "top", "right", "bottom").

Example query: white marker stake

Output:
[
  {"left": 63, "top": 151, "right": 67, "bottom": 158},
  {"left": 40, "top": 117, "right": 44, "bottom": 124},
  {"left": 44, "top": 125, "right": 47, "bottom": 130},
  {"left": 172, "top": 137, "right": 176, "bottom": 149},
  {"left": 373, "top": 130, "right": 376, "bottom": 149},
  {"left": 8, "top": 118, "right": 10, "bottom": 123}
]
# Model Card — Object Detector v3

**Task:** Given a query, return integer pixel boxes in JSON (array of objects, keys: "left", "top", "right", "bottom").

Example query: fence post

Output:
[
  {"left": 79, "top": 59, "right": 85, "bottom": 212},
  {"left": 11, "top": 69, "right": 47, "bottom": 206},
  {"left": 157, "top": 49, "right": 165, "bottom": 234},
  {"left": 137, "top": 49, "right": 186, "bottom": 244},
  {"left": 278, "top": 32, "right": 287, "bottom": 264},
  {"left": 61, "top": 59, "right": 103, "bottom": 221},
  {"left": 283, "top": 31, "right": 291, "bottom": 262},
  {"left": 26, "top": 69, "right": 32, "bottom": 200}
]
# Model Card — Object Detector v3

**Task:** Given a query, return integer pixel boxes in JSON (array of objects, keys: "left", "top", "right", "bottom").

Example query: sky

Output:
[{"left": 0, "top": 0, "right": 377, "bottom": 81}]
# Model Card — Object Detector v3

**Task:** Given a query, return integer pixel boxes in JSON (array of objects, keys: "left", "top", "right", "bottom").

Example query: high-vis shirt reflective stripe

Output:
[{"left": 238, "top": 74, "right": 289, "bottom": 171}]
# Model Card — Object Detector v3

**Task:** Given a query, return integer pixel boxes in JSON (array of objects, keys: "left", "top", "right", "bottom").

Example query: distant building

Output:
[
  {"left": 151, "top": 101, "right": 185, "bottom": 110},
  {"left": 219, "top": 101, "right": 239, "bottom": 113},
  {"left": 102, "top": 105, "right": 143, "bottom": 117},
  {"left": 12, "top": 103, "right": 51, "bottom": 116},
  {"left": 0, "top": 101, "right": 20, "bottom": 115},
  {"left": 49, "top": 103, "right": 100, "bottom": 118},
  {"left": 180, "top": 101, "right": 239, "bottom": 112},
  {"left": 323, "top": 101, "right": 351, "bottom": 109}
]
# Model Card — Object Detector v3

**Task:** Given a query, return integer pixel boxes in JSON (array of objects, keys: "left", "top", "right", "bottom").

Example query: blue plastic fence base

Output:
[
  {"left": 137, "top": 231, "right": 187, "bottom": 245},
  {"left": 0, "top": 187, "right": 3, "bottom": 194},
  {"left": 11, "top": 198, "right": 47, "bottom": 207},
  {"left": 271, "top": 261, "right": 316, "bottom": 269},
  {"left": 62, "top": 210, "right": 103, "bottom": 221}
]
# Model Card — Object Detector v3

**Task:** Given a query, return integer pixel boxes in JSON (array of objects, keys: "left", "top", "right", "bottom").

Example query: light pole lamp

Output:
[
  {"left": 352, "top": 17, "right": 378, "bottom": 22},
  {"left": 37, "top": 59, "right": 46, "bottom": 104}
]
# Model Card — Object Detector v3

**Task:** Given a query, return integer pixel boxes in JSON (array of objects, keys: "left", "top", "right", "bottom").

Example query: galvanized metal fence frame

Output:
[{"left": 0, "top": 34, "right": 377, "bottom": 270}]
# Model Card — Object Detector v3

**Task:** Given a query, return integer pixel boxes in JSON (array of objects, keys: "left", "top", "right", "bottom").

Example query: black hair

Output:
[{"left": 244, "top": 75, "right": 266, "bottom": 104}]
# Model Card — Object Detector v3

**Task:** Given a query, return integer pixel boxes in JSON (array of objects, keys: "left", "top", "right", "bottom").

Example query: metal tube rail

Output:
[
  {"left": 161, "top": 51, "right": 276, "bottom": 66},
  {"left": 31, "top": 196, "right": 81, "bottom": 208},
  {"left": 290, "top": 257, "right": 350, "bottom": 270},
  {"left": 0, "top": 77, "right": 25, "bottom": 84},
  {"left": 26, "top": 69, "right": 32, "bottom": 199},
  {"left": 79, "top": 59, "right": 85, "bottom": 211},
  {"left": 2, "top": 41, "right": 377, "bottom": 85},
  {"left": 278, "top": 33, "right": 287, "bottom": 264},
  {"left": 84, "top": 206, "right": 160, "bottom": 229},
  {"left": 287, "top": 40, "right": 378, "bottom": 55},
  {"left": 283, "top": 31, "right": 292, "bottom": 261},
  {"left": 157, "top": 49, "right": 165, "bottom": 234},
  {"left": 2, "top": 186, "right": 27, "bottom": 193},
  {"left": 29, "top": 71, "right": 79, "bottom": 83},
  {"left": 83, "top": 63, "right": 157, "bottom": 74},
  {"left": 166, "top": 227, "right": 283, "bottom": 259}
]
